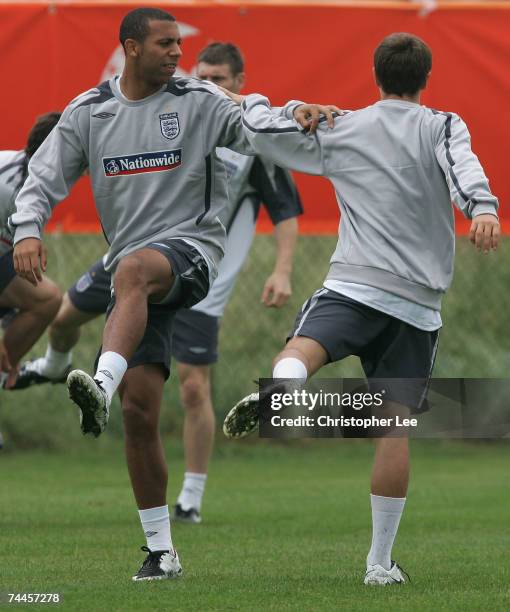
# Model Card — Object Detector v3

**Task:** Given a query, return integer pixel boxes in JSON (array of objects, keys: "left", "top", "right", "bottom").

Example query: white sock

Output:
[
  {"left": 177, "top": 472, "right": 207, "bottom": 511},
  {"left": 94, "top": 351, "right": 127, "bottom": 401},
  {"left": 38, "top": 345, "right": 72, "bottom": 377},
  {"left": 272, "top": 357, "right": 308, "bottom": 381},
  {"left": 138, "top": 505, "right": 173, "bottom": 552},
  {"left": 367, "top": 494, "right": 406, "bottom": 570}
]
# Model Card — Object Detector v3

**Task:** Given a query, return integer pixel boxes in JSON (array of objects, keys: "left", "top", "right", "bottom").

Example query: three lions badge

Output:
[{"left": 159, "top": 113, "right": 180, "bottom": 140}]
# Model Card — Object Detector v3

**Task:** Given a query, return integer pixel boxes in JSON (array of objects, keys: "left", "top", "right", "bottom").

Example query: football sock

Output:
[
  {"left": 367, "top": 494, "right": 406, "bottom": 571},
  {"left": 139, "top": 505, "right": 173, "bottom": 552},
  {"left": 38, "top": 345, "right": 72, "bottom": 377},
  {"left": 177, "top": 472, "right": 207, "bottom": 511},
  {"left": 94, "top": 351, "right": 127, "bottom": 401},
  {"left": 272, "top": 357, "right": 308, "bottom": 381}
]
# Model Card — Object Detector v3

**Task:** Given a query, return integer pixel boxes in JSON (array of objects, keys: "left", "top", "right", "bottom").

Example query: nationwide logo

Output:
[{"left": 103, "top": 149, "right": 182, "bottom": 177}]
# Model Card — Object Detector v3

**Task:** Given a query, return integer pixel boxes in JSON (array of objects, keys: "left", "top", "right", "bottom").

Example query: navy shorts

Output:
[
  {"left": 171, "top": 309, "right": 219, "bottom": 366},
  {"left": 68, "top": 258, "right": 111, "bottom": 314},
  {"left": 289, "top": 288, "right": 439, "bottom": 413},
  {"left": 98, "top": 239, "right": 210, "bottom": 379}
]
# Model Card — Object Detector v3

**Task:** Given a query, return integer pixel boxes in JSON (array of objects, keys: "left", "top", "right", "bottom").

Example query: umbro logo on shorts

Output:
[
  {"left": 103, "top": 149, "right": 182, "bottom": 177},
  {"left": 189, "top": 347, "right": 207, "bottom": 354}
]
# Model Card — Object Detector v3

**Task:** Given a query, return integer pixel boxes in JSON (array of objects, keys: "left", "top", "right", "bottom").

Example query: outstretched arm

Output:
[{"left": 241, "top": 95, "right": 324, "bottom": 175}]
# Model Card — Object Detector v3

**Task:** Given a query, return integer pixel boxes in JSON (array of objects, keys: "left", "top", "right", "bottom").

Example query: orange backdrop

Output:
[{"left": 1, "top": 1, "right": 508, "bottom": 233}]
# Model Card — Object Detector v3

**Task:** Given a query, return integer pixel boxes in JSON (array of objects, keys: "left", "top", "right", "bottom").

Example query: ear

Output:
[
  {"left": 124, "top": 38, "right": 140, "bottom": 58},
  {"left": 236, "top": 72, "right": 246, "bottom": 91}
]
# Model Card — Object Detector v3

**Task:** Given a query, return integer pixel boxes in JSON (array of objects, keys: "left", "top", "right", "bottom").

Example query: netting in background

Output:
[{"left": 1, "top": 232, "right": 508, "bottom": 449}]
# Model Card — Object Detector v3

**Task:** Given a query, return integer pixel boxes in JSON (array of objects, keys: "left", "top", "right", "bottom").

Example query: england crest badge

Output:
[{"left": 159, "top": 112, "right": 180, "bottom": 140}]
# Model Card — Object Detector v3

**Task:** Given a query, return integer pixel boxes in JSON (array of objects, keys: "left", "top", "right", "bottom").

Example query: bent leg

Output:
[
  {"left": 272, "top": 335, "right": 329, "bottom": 379},
  {"left": 103, "top": 249, "right": 174, "bottom": 361},
  {"left": 50, "top": 293, "right": 100, "bottom": 353},
  {"left": 0, "top": 275, "right": 61, "bottom": 366}
]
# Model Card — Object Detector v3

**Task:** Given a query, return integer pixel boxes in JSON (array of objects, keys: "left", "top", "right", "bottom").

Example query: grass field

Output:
[{"left": 0, "top": 440, "right": 509, "bottom": 611}]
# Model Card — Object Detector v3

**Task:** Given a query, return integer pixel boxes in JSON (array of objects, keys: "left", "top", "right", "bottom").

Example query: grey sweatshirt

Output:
[
  {"left": 0, "top": 150, "right": 25, "bottom": 250},
  {"left": 240, "top": 95, "right": 499, "bottom": 310},
  {"left": 10, "top": 77, "right": 257, "bottom": 276}
]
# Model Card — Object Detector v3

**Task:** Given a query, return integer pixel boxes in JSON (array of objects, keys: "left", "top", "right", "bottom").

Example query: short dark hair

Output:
[
  {"left": 197, "top": 42, "right": 244, "bottom": 76},
  {"left": 374, "top": 33, "right": 432, "bottom": 96},
  {"left": 26, "top": 112, "right": 61, "bottom": 159},
  {"left": 119, "top": 7, "right": 175, "bottom": 49}
]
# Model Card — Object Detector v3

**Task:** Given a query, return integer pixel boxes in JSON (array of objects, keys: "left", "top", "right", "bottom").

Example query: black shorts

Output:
[
  {"left": 99, "top": 239, "right": 210, "bottom": 380},
  {"left": 289, "top": 288, "right": 439, "bottom": 413},
  {"left": 0, "top": 249, "right": 15, "bottom": 298},
  {"left": 171, "top": 309, "right": 219, "bottom": 366},
  {"left": 68, "top": 258, "right": 111, "bottom": 314}
]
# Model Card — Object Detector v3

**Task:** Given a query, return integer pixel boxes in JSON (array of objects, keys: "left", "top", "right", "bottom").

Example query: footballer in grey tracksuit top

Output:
[
  {"left": 9, "top": 77, "right": 271, "bottom": 282},
  {"left": 240, "top": 95, "right": 499, "bottom": 315}
]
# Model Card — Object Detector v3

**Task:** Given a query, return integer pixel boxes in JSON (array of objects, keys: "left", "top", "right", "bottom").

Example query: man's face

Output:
[
  {"left": 196, "top": 62, "right": 245, "bottom": 94},
  {"left": 135, "top": 20, "right": 183, "bottom": 85}
]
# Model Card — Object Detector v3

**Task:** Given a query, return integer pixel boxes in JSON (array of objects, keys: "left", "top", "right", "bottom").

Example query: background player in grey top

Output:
[
  {"left": 0, "top": 113, "right": 62, "bottom": 391},
  {"left": 223, "top": 33, "right": 499, "bottom": 584},
  {"left": 8, "top": 8, "right": 312, "bottom": 581},
  {"left": 11, "top": 42, "right": 303, "bottom": 525},
  {"left": 172, "top": 42, "right": 303, "bottom": 522}
]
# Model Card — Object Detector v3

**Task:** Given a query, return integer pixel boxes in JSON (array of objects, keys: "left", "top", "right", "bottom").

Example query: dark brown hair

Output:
[
  {"left": 374, "top": 33, "right": 432, "bottom": 96},
  {"left": 197, "top": 42, "right": 244, "bottom": 76}
]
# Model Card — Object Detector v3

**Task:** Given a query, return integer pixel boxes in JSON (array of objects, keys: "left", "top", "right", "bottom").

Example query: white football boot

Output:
[
  {"left": 67, "top": 370, "right": 110, "bottom": 437},
  {"left": 364, "top": 561, "right": 409, "bottom": 585}
]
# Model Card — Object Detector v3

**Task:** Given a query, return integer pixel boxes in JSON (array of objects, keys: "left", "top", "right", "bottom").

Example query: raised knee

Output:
[
  {"left": 115, "top": 257, "right": 147, "bottom": 292},
  {"left": 33, "top": 281, "right": 62, "bottom": 319}
]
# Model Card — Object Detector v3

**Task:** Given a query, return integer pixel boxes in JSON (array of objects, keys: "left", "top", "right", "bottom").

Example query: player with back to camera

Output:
[
  {"left": 222, "top": 33, "right": 500, "bottom": 584},
  {"left": 9, "top": 8, "right": 327, "bottom": 581},
  {"left": 0, "top": 113, "right": 63, "bottom": 388},
  {"left": 11, "top": 42, "right": 303, "bottom": 525}
]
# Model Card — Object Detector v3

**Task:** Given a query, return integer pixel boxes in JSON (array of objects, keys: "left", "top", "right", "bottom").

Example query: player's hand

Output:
[
  {"left": 469, "top": 214, "right": 500, "bottom": 253},
  {"left": 261, "top": 272, "right": 292, "bottom": 308},
  {"left": 217, "top": 86, "right": 245, "bottom": 106},
  {"left": 293, "top": 104, "right": 343, "bottom": 134},
  {"left": 13, "top": 237, "right": 47, "bottom": 286}
]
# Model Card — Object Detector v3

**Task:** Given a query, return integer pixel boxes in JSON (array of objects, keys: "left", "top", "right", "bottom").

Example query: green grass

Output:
[
  {"left": 0, "top": 440, "right": 509, "bottom": 610},
  {"left": 2, "top": 234, "right": 510, "bottom": 449}
]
